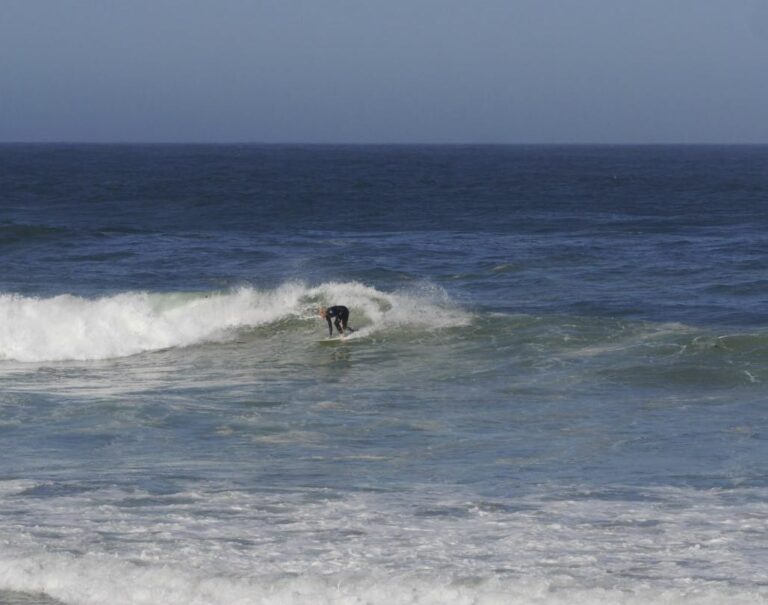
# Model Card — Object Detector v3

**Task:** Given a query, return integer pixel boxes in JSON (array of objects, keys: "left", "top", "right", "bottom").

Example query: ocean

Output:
[{"left": 0, "top": 144, "right": 767, "bottom": 605}]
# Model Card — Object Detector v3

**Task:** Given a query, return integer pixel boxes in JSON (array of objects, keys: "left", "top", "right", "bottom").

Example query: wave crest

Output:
[{"left": 0, "top": 282, "right": 468, "bottom": 362}]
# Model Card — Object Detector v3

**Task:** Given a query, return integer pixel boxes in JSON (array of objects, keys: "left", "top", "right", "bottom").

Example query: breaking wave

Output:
[
  {"left": 1, "top": 551, "right": 765, "bottom": 605},
  {"left": 0, "top": 282, "right": 470, "bottom": 362}
]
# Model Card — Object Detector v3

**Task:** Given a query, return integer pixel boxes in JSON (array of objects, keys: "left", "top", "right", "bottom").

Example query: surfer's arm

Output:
[{"left": 326, "top": 316, "right": 333, "bottom": 337}]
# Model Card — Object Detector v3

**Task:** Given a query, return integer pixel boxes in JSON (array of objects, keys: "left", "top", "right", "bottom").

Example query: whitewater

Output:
[
  {"left": 2, "top": 144, "right": 768, "bottom": 605},
  {"left": 2, "top": 480, "right": 767, "bottom": 605},
  {"left": 0, "top": 282, "right": 470, "bottom": 362},
  {"left": 2, "top": 282, "right": 767, "bottom": 605}
]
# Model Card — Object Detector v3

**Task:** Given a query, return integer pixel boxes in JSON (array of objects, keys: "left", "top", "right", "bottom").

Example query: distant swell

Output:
[
  {"left": 0, "top": 222, "right": 71, "bottom": 245},
  {"left": 0, "top": 282, "right": 469, "bottom": 362}
]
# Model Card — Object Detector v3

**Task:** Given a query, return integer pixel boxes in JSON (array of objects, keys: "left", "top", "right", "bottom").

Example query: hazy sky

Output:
[{"left": 1, "top": 0, "right": 767, "bottom": 143}]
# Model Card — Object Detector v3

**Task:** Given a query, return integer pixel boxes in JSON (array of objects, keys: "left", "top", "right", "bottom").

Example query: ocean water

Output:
[{"left": 1, "top": 144, "right": 767, "bottom": 605}]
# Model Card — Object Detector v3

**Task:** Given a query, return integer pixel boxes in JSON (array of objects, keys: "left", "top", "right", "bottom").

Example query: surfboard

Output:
[
  {"left": 318, "top": 329, "right": 363, "bottom": 344},
  {"left": 319, "top": 335, "right": 346, "bottom": 343}
]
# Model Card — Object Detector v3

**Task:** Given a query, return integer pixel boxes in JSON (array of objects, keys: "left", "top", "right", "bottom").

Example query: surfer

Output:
[{"left": 318, "top": 305, "right": 354, "bottom": 337}]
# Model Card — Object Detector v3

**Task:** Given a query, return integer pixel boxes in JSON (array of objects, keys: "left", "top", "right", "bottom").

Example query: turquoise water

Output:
[{"left": 1, "top": 145, "right": 767, "bottom": 604}]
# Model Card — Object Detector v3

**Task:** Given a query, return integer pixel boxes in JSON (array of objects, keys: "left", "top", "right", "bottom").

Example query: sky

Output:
[{"left": 1, "top": 0, "right": 767, "bottom": 144}]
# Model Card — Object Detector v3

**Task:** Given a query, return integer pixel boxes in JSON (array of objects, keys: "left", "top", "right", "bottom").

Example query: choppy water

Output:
[{"left": 1, "top": 145, "right": 767, "bottom": 604}]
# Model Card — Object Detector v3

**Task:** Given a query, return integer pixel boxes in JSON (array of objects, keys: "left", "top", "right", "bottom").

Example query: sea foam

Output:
[
  {"left": 1, "top": 552, "right": 765, "bottom": 605},
  {"left": 0, "top": 282, "right": 468, "bottom": 362}
]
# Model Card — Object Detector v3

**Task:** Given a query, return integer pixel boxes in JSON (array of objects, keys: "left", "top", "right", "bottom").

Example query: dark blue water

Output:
[
  {"left": 3, "top": 145, "right": 767, "bottom": 321},
  {"left": 1, "top": 145, "right": 767, "bottom": 605}
]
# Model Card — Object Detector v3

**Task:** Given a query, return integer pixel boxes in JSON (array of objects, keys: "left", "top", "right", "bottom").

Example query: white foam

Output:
[
  {"left": 307, "top": 281, "right": 470, "bottom": 336},
  {"left": 0, "top": 282, "right": 469, "bottom": 362},
  {"left": 0, "top": 286, "right": 299, "bottom": 362},
  {"left": 2, "top": 479, "right": 768, "bottom": 604},
  {"left": 0, "top": 480, "right": 38, "bottom": 497},
  {"left": 2, "top": 481, "right": 767, "bottom": 603},
  {"left": 2, "top": 552, "right": 766, "bottom": 605}
]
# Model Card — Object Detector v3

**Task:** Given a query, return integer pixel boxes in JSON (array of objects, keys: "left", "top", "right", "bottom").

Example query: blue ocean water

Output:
[{"left": 1, "top": 145, "right": 767, "bottom": 604}]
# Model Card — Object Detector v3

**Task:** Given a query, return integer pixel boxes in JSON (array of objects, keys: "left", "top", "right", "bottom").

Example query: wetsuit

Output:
[{"left": 325, "top": 305, "right": 352, "bottom": 336}]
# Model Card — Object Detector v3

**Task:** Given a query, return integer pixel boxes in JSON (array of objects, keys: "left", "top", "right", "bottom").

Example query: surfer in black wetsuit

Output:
[{"left": 318, "top": 305, "right": 354, "bottom": 337}]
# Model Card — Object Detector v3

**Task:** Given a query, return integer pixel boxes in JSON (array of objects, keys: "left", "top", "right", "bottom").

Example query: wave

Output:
[
  {"left": 3, "top": 480, "right": 768, "bottom": 604},
  {"left": 1, "top": 551, "right": 765, "bottom": 605},
  {"left": 2, "top": 281, "right": 767, "bottom": 389},
  {"left": 0, "top": 282, "right": 470, "bottom": 362},
  {"left": 0, "top": 222, "right": 71, "bottom": 246}
]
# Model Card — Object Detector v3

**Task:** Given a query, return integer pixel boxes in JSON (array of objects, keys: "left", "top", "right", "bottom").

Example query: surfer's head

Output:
[{"left": 317, "top": 306, "right": 327, "bottom": 318}]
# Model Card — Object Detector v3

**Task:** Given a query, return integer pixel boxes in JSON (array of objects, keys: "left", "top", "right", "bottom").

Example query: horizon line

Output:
[{"left": 1, "top": 141, "right": 767, "bottom": 147}]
